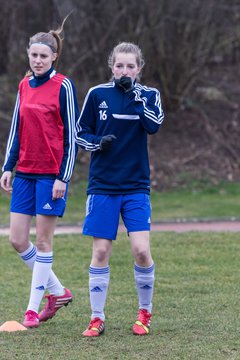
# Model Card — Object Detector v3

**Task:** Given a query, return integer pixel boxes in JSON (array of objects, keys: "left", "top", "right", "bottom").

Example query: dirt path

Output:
[{"left": 1, "top": 220, "right": 240, "bottom": 236}]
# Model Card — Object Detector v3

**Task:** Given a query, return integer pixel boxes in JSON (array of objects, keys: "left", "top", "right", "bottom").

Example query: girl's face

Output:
[
  {"left": 28, "top": 44, "right": 57, "bottom": 76},
  {"left": 112, "top": 52, "right": 140, "bottom": 81}
]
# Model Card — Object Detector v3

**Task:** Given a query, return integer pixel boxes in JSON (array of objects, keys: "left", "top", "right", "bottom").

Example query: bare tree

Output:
[{"left": 0, "top": 0, "right": 239, "bottom": 187}]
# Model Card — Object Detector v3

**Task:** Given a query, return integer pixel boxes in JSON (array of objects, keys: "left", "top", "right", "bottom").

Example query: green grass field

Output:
[
  {"left": 1, "top": 181, "right": 240, "bottom": 359},
  {"left": 1, "top": 180, "right": 240, "bottom": 226},
  {"left": 0, "top": 232, "right": 239, "bottom": 360}
]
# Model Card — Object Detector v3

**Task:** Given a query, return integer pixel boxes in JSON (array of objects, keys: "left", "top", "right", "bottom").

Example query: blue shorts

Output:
[
  {"left": 10, "top": 177, "right": 68, "bottom": 217},
  {"left": 83, "top": 193, "right": 151, "bottom": 240}
]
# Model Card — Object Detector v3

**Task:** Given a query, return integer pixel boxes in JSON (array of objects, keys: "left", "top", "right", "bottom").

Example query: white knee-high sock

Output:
[
  {"left": 18, "top": 243, "right": 37, "bottom": 268},
  {"left": 27, "top": 251, "right": 53, "bottom": 313},
  {"left": 18, "top": 243, "right": 64, "bottom": 295},
  {"left": 89, "top": 266, "right": 110, "bottom": 321},
  {"left": 134, "top": 263, "right": 155, "bottom": 313}
]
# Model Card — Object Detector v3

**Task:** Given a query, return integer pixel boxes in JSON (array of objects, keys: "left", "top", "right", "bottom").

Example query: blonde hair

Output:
[
  {"left": 108, "top": 42, "right": 145, "bottom": 80},
  {"left": 26, "top": 14, "right": 70, "bottom": 76}
]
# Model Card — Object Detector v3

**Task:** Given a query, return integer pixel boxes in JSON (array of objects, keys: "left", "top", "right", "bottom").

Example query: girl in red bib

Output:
[{"left": 0, "top": 17, "right": 79, "bottom": 328}]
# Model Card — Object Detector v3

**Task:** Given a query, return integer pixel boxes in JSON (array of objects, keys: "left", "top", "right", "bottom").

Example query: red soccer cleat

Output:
[
  {"left": 39, "top": 288, "right": 73, "bottom": 322},
  {"left": 83, "top": 317, "right": 105, "bottom": 337},
  {"left": 132, "top": 309, "right": 152, "bottom": 335}
]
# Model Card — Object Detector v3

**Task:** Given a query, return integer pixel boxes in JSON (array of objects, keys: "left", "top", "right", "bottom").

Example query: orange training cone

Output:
[{"left": 0, "top": 321, "right": 27, "bottom": 332}]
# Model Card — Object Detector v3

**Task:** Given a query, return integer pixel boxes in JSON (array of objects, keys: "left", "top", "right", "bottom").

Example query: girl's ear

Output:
[
  {"left": 136, "top": 66, "right": 141, "bottom": 75},
  {"left": 52, "top": 53, "right": 58, "bottom": 62}
]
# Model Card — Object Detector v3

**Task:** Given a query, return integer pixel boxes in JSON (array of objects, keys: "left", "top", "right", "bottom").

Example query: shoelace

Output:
[
  {"left": 138, "top": 310, "right": 151, "bottom": 325},
  {"left": 88, "top": 318, "right": 102, "bottom": 329},
  {"left": 26, "top": 310, "right": 38, "bottom": 320}
]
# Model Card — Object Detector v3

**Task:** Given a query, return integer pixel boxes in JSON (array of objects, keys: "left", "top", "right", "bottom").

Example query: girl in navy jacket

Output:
[{"left": 75, "top": 42, "right": 164, "bottom": 337}]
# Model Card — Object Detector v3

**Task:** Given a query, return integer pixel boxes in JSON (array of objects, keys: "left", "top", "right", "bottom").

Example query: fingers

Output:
[
  {"left": 52, "top": 189, "right": 65, "bottom": 200},
  {"left": 0, "top": 172, "right": 12, "bottom": 193},
  {"left": 52, "top": 179, "right": 66, "bottom": 200},
  {"left": 0, "top": 181, "right": 11, "bottom": 192}
]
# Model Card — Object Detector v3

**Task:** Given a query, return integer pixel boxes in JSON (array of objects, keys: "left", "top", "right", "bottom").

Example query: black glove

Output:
[
  {"left": 100, "top": 134, "right": 117, "bottom": 151},
  {"left": 115, "top": 76, "right": 134, "bottom": 92}
]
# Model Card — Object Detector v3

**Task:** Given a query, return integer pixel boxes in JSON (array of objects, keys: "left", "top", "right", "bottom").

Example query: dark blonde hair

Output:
[
  {"left": 108, "top": 42, "right": 145, "bottom": 80},
  {"left": 26, "top": 14, "right": 70, "bottom": 76}
]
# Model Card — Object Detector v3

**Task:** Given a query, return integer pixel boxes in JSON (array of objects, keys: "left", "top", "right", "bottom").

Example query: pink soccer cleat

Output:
[
  {"left": 23, "top": 310, "right": 40, "bottom": 328},
  {"left": 39, "top": 288, "right": 73, "bottom": 322}
]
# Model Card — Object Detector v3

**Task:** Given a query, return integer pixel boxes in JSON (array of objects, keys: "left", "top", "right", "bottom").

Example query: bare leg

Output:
[
  {"left": 35, "top": 214, "right": 57, "bottom": 252},
  {"left": 9, "top": 212, "right": 32, "bottom": 252},
  {"left": 91, "top": 237, "right": 113, "bottom": 267},
  {"left": 129, "top": 231, "right": 153, "bottom": 266}
]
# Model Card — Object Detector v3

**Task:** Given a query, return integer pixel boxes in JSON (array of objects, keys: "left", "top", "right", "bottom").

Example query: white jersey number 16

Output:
[{"left": 99, "top": 110, "right": 107, "bottom": 120}]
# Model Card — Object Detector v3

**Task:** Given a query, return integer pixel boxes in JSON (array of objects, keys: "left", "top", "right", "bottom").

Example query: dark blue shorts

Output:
[
  {"left": 83, "top": 193, "right": 151, "bottom": 240},
  {"left": 10, "top": 177, "right": 68, "bottom": 217}
]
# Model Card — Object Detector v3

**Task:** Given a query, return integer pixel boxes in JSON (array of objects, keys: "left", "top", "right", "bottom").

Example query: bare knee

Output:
[
  {"left": 93, "top": 247, "right": 110, "bottom": 263},
  {"left": 9, "top": 213, "right": 32, "bottom": 252},
  {"left": 133, "top": 246, "right": 152, "bottom": 266},
  {"left": 134, "top": 248, "right": 149, "bottom": 264},
  {"left": 9, "top": 235, "right": 29, "bottom": 253},
  {"left": 129, "top": 231, "right": 152, "bottom": 266},
  {"left": 92, "top": 238, "right": 112, "bottom": 266},
  {"left": 36, "top": 236, "right": 52, "bottom": 252}
]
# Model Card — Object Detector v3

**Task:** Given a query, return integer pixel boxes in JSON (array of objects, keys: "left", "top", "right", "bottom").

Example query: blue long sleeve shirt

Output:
[{"left": 75, "top": 81, "right": 164, "bottom": 194}]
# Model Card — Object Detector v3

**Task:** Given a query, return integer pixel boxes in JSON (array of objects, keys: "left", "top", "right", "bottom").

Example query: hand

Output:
[
  {"left": 115, "top": 76, "right": 134, "bottom": 92},
  {"left": 0, "top": 171, "right": 12, "bottom": 193},
  {"left": 52, "top": 179, "right": 67, "bottom": 200},
  {"left": 100, "top": 134, "right": 117, "bottom": 151}
]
